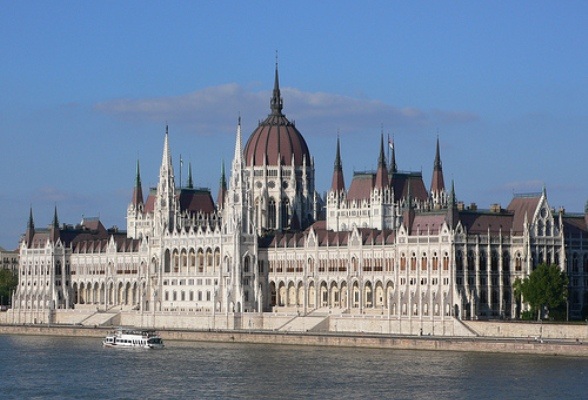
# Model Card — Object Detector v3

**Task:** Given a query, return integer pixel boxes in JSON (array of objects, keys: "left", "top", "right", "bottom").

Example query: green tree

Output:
[
  {"left": 520, "top": 263, "right": 568, "bottom": 321},
  {"left": 0, "top": 269, "right": 18, "bottom": 306}
]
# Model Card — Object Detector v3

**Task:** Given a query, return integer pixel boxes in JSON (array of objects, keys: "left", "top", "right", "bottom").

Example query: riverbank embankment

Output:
[{"left": 2, "top": 324, "right": 588, "bottom": 357}]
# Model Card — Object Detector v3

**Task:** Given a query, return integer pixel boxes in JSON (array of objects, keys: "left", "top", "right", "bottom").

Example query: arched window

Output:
[
  {"left": 281, "top": 198, "right": 290, "bottom": 229},
  {"left": 432, "top": 253, "right": 438, "bottom": 271},
  {"left": 502, "top": 251, "right": 510, "bottom": 272},
  {"left": 491, "top": 251, "right": 498, "bottom": 271},
  {"left": 268, "top": 198, "right": 276, "bottom": 230},
  {"left": 467, "top": 251, "right": 475, "bottom": 271},
  {"left": 479, "top": 251, "right": 487, "bottom": 271},
  {"left": 206, "top": 249, "right": 213, "bottom": 268},
  {"left": 197, "top": 249, "right": 204, "bottom": 273},
  {"left": 456, "top": 250, "right": 463, "bottom": 271},
  {"left": 164, "top": 250, "right": 171, "bottom": 273},
  {"left": 244, "top": 256, "right": 250, "bottom": 273}
]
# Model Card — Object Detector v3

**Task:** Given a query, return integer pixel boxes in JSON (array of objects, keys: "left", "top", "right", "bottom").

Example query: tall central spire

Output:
[{"left": 270, "top": 60, "right": 283, "bottom": 115}]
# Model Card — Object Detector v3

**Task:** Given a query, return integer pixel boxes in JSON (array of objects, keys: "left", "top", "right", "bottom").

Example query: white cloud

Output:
[{"left": 95, "top": 84, "right": 479, "bottom": 136}]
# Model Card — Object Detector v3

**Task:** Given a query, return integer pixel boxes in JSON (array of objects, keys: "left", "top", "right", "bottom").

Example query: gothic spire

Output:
[
  {"left": 430, "top": 136, "right": 445, "bottom": 194},
  {"left": 330, "top": 136, "right": 345, "bottom": 192},
  {"left": 132, "top": 159, "right": 144, "bottom": 206},
  {"left": 389, "top": 136, "right": 397, "bottom": 174},
  {"left": 50, "top": 205, "right": 60, "bottom": 243},
  {"left": 270, "top": 60, "right": 283, "bottom": 115},
  {"left": 217, "top": 160, "right": 227, "bottom": 207},
  {"left": 25, "top": 206, "right": 35, "bottom": 247},
  {"left": 52, "top": 205, "right": 59, "bottom": 228},
  {"left": 375, "top": 132, "right": 389, "bottom": 189},
  {"left": 450, "top": 179, "right": 456, "bottom": 205},
  {"left": 27, "top": 206, "right": 34, "bottom": 230},
  {"left": 187, "top": 162, "right": 194, "bottom": 189},
  {"left": 162, "top": 124, "right": 172, "bottom": 170},
  {"left": 233, "top": 116, "right": 243, "bottom": 167}
]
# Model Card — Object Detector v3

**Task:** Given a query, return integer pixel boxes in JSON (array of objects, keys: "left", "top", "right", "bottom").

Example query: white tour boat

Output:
[{"left": 103, "top": 328, "right": 165, "bottom": 349}]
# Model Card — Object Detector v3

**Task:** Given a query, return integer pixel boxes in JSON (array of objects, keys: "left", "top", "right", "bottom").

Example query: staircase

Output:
[
  {"left": 79, "top": 311, "right": 120, "bottom": 327},
  {"left": 278, "top": 315, "right": 329, "bottom": 332}
]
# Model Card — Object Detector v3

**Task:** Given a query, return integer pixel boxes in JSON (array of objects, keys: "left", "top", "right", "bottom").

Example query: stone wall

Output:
[
  {"left": 465, "top": 320, "right": 588, "bottom": 340},
  {"left": 2, "top": 325, "right": 588, "bottom": 357}
]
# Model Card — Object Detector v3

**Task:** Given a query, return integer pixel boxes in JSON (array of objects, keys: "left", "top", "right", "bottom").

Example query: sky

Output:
[{"left": 1, "top": 1, "right": 587, "bottom": 250}]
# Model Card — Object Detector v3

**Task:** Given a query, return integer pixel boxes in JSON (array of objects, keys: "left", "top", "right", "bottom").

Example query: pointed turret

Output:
[
  {"left": 217, "top": 161, "right": 227, "bottom": 208},
  {"left": 25, "top": 206, "right": 35, "bottom": 247},
  {"left": 375, "top": 133, "right": 389, "bottom": 189},
  {"left": 52, "top": 205, "right": 59, "bottom": 228},
  {"left": 446, "top": 180, "right": 459, "bottom": 229},
  {"left": 234, "top": 116, "right": 243, "bottom": 168},
  {"left": 330, "top": 136, "right": 345, "bottom": 192},
  {"left": 402, "top": 180, "right": 415, "bottom": 233},
  {"left": 187, "top": 162, "right": 194, "bottom": 189},
  {"left": 389, "top": 136, "right": 397, "bottom": 175},
  {"left": 50, "top": 205, "right": 60, "bottom": 243},
  {"left": 270, "top": 61, "right": 283, "bottom": 116},
  {"left": 430, "top": 136, "right": 445, "bottom": 194},
  {"left": 162, "top": 125, "right": 172, "bottom": 172},
  {"left": 131, "top": 160, "right": 144, "bottom": 206},
  {"left": 155, "top": 125, "right": 176, "bottom": 233},
  {"left": 430, "top": 137, "right": 446, "bottom": 208},
  {"left": 28, "top": 206, "right": 35, "bottom": 231}
]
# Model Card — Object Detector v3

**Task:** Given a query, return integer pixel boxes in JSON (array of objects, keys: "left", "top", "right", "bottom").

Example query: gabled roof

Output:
[
  {"left": 457, "top": 210, "right": 514, "bottom": 235},
  {"left": 144, "top": 190, "right": 157, "bottom": 213},
  {"left": 391, "top": 172, "right": 428, "bottom": 202},
  {"left": 507, "top": 194, "right": 542, "bottom": 234},
  {"left": 347, "top": 172, "right": 375, "bottom": 202},
  {"left": 178, "top": 188, "right": 215, "bottom": 214},
  {"left": 410, "top": 213, "right": 447, "bottom": 235},
  {"left": 562, "top": 214, "right": 588, "bottom": 237}
]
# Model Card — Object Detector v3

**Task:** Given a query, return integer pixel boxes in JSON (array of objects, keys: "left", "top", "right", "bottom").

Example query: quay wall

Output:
[
  {"left": 464, "top": 320, "right": 588, "bottom": 340},
  {"left": 1, "top": 324, "right": 588, "bottom": 357}
]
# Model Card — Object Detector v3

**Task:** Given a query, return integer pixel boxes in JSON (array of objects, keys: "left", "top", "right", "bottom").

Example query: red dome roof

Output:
[
  {"left": 244, "top": 114, "right": 310, "bottom": 167},
  {"left": 243, "top": 66, "right": 311, "bottom": 167}
]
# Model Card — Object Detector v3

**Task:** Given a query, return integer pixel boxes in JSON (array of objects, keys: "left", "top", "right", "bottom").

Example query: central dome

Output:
[{"left": 243, "top": 67, "right": 311, "bottom": 167}]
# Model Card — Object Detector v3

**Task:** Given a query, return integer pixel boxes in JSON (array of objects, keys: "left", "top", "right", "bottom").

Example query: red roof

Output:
[
  {"left": 506, "top": 195, "right": 541, "bottom": 234},
  {"left": 391, "top": 172, "right": 428, "bottom": 202},
  {"left": 178, "top": 189, "right": 215, "bottom": 214},
  {"left": 347, "top": 173, "right": 375, "bottom": 202},
  {"left": 243, "top": 114, "right": 310, "bottom": 167}
]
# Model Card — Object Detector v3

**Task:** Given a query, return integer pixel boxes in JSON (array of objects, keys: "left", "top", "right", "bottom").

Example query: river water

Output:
[{"left": 1, "top": 334, "right": 587, "bottom": 399}]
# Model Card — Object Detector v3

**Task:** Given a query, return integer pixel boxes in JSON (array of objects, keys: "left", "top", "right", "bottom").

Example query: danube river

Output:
[{"left": 1, "top": 334, "right": 587, "bottom": 399}]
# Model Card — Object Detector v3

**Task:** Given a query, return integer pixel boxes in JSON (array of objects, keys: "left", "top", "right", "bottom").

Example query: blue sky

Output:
[{"left": 1, "top": 1, "right": 587, "bottom": 249}]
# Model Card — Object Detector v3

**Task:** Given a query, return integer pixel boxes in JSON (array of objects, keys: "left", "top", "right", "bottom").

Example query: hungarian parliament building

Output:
[{"left": 12, "top": 67, "right": 588, "bottom": 324}]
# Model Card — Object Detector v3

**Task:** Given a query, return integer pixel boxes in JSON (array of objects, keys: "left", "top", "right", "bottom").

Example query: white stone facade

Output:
[{"left": 11, "top": 69, "right": 588, "bottom": 327}]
